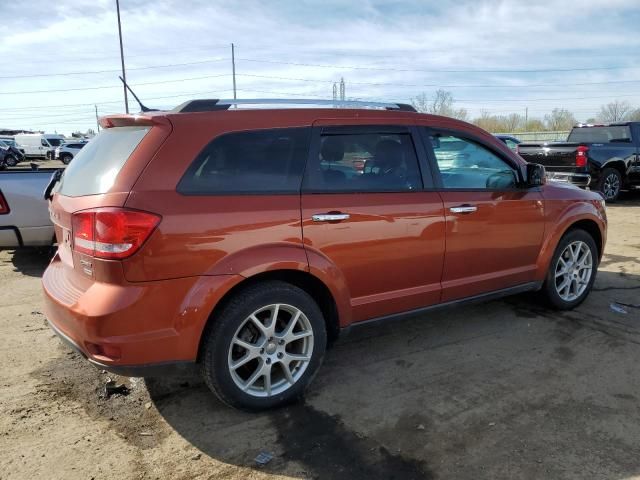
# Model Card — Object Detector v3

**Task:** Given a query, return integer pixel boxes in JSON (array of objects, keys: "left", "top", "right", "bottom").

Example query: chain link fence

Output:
[{"left": 496, "top": 131, "right": 570, "bottom": 142}]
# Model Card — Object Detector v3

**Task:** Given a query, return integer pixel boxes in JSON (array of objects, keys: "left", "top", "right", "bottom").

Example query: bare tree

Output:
[
  {"left": 625, "top": 108, "right": 640, "bottom": 122},
  {"left": 501, "top": 113, "right": 524, "bottom": 132},
  {"left": 597, "top": 100, "right": 633, "bottom": 123},
  {"left": 412, "top": 90, "right": 468, "bottom": 121},
  {"left": 544, "top": 108, "right": 576, "bottom": 131}
]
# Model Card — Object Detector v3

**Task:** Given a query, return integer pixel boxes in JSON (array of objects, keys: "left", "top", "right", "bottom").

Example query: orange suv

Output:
[{"left": 43, "top": 99, "right": 607, "bottom": 410}]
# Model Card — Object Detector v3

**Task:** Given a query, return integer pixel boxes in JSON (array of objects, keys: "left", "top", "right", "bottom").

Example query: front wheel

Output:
[
  {"left": 541, "top": 229, "right": 598, "bottom": 310},
  {"left": 61, "top": 154, "right": 73, "bottom": 165},
  {"left": 598, "top": 167, "right": 622, "bottom": 202},
  {"left": 5, "top": 155, "right": 17, "bottom": 167},
  {"left": 201, "top": 281, "right": 327, "bottom": 411}
]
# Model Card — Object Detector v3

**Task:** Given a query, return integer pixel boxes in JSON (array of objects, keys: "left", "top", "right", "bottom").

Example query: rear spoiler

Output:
[{"left": 99, "top": 114, "right": 170, "bottom": 129}]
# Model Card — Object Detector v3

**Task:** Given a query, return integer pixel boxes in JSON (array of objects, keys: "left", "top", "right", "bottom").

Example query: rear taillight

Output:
[
  {"left": 576, "top": 145, "right": 589, "bottom": 168},
  {"left": 0, "top": 191, "right": 9, "bottom": 214},
  {"left": 72, "top": 208, "right": 160, "bottom": 259}
]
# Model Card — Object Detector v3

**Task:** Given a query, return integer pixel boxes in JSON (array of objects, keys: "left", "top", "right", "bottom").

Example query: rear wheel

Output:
[
  {"left": 598, "top": 167, "right": 622, "bottom": 202},
  {"left": 200, "top": 281, "right": 327, "bottom": 411},
  {"left": 542, "top": 229, "right": 598, "bottom": 310},
  {"left": 5, "top": 155, "right": 17, "bottom": 167}
]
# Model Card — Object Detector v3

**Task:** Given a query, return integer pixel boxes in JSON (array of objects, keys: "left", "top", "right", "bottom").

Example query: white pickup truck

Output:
[{"left": 0, "top": 166, "right": 58, "bottom": 248}]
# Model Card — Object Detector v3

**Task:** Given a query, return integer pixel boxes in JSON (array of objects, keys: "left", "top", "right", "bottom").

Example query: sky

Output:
[{"left": 1, "top": 0, "right": 640, "bottom": 135}]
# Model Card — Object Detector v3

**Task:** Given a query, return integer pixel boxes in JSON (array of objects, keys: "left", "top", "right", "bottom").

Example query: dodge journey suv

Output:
[{"left": 43, "top": 99, "right": 607, "bottom": 411}]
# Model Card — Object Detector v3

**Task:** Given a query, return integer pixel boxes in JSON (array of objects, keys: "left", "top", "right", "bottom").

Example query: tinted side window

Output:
[
  {"left": 304, "top": 132, "right": 422, "bottom": 192},
  {"left": 428, "top": 133, "right": 518, "bottom": 190},
  {"left": 178, "top": 128, "right": 311, "bottom": 194}
]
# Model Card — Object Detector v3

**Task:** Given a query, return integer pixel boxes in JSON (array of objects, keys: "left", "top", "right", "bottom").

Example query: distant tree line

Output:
[{"left": 411, "top": 90, "right": 640, "bottom": 133}]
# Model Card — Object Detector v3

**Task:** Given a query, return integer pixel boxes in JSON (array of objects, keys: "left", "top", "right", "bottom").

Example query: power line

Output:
[
  {"left": 0, "top": 89, "right": 234, "bottom": 112},
  {"left": 0, "top": 57, "right": 228, "bottom": 80},
  {"left": 237, "top": 73, "right": 640, "bottom": 89},
  {"left": 236, "top": 57, "right": 640, "bottom": 74},
  {"left": 0, "top": 74, "right": 231, "bottom": 95}
]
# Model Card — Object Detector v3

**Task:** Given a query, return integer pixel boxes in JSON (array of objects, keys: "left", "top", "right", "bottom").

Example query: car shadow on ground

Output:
[
  {"left": 5, "top": 247, "right": 52, "bottom": 277},
  {"left": 145, "top": 267, "right": 640, "bottom": 480}
]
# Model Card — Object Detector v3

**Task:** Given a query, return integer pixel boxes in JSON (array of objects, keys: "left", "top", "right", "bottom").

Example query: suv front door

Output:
[
  {"left": 301, "top": 123, "right": 445, "bottom": 323},
  {"left": 422, "top": 129, "right": 545, "bottom": 302}
]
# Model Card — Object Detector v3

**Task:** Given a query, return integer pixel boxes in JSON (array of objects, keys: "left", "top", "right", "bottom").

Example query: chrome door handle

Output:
[
  {"left": 312, "top": 213, "right": 350, "bottom": 222},
  {"left": 450, "top": 205, "right": 477, "bottom": 214}
]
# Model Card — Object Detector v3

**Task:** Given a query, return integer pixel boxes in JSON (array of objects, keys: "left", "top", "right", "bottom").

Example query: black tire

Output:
[
  {"left": 200, "top": 280, "right": 327, "bottom": 411},
  {"left": 541, "top": 229, "right": 598, "bottom": 310},
  {"left": 598, "top": 167, "right": 622, "bottom": 202},
  {"left": 5, "top": 155, "right": 17, "bottom": 167},
  {"left": 61, "top": 154, "right": 73, "bottom": 165}
]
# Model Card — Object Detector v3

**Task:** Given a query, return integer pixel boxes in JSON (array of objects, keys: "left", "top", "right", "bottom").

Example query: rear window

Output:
[
  {"left": 58, "top": 126, "right": 150, "bottom": 196},
  {"left": 177, "top": 127, "right": 311, "bottom": 194},
  {"left": 47, "top": 138, "right": 64, "bottom": 147},
  {"left": 567, "top": 126, "right": 632, "bottom": 143}
]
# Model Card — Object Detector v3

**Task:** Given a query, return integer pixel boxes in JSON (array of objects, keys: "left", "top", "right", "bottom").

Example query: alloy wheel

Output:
[
  {"left": 603, "top": 172, "right": 620, "bottom": 200},
  {"left": 554, "top": 240, "right": 593, "bottom": 302},
  {"left": 227, "top": 303, "right": 314, "bottom": 398}
]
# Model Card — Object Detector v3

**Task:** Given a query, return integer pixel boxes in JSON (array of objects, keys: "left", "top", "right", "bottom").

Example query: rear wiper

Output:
[{"left": 44, "top": 169, "right": 64, "bottom": 200}]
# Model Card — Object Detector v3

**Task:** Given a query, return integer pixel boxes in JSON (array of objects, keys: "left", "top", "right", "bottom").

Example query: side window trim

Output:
[
  {"left": 419, "top": 127, "right": 526, "bottom": 191},
  {"left": 301, "top": 125, "right": 426, "bottom": 194}
]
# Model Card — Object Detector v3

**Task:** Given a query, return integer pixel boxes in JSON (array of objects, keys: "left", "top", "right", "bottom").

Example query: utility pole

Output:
[
  {"left": 115, "top": 0, "right": 129, "bottom": 113},
  {"left": 231, "top": 43, "right": 237, "bottom": 100},
  {"left": 95, "top": 105, "right": 100, "bottom": 132},
  {"left": 525, "top": 107, "right": 528, "bottom": 128}
]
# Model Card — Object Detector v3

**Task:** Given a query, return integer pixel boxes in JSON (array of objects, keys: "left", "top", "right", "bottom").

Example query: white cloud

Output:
[{"left": 1, "top": 0, "right": 639, "bottom": 133}]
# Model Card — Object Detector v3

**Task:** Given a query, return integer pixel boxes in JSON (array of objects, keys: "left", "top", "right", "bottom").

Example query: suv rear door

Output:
[
  {"left": 301, "top": 121, "right": 445, "bottom": 323},
  {"left": 421, "top": 128, "right": 545, "bottom": 302}
]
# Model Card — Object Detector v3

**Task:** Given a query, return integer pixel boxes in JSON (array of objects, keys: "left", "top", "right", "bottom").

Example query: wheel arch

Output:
[
  {"left": 566, "top": 219, "right": 603, "bottom": 260},
  {"left": 196, "top": 269, "right": 342, "bottom": 362},
  {"left": 535, "top": 205, "right": 606, "bottom": 281}
]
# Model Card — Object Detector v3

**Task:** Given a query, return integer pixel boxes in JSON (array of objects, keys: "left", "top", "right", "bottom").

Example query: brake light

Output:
[
  {"left": 576, "top": 145, "right": 589, "bottom": 167},
  {"left": 72, "top": 208, "right": 160, "bottom": 259},
  {"left": 0, "top": 191, "right": 9, "bottom": 215}
]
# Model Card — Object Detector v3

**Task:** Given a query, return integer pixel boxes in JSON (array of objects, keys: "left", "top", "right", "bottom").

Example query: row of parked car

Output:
[{"left": 0, "top": 134, "right": 87, "bottom": 169}]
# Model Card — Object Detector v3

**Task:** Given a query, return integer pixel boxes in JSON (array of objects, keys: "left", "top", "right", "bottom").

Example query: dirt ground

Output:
[{"left": 1, "top": 192, "right": 639, "bottom": 480}]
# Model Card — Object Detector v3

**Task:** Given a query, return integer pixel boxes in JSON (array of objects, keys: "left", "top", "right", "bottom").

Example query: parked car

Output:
[
  {"left": 0, "top": 165, "right": 58, "bottom": 248},
  {"left": 495, "top": 134, "right": 521, "bottom": 151},
  {"left": 55, "top": 142, "right": 86, "bottom": 164},
  {"left": 43, "top": 99, "right": 607, "bottom": 411},
  {"left": 0, "top": 140, "right": 25, "bottom": 168},
  {"left": 516, "top": 122, "right": 640, "bottom": 201},
  {"left": 14, "top": 133, "right": 66, "bottom": 159}
]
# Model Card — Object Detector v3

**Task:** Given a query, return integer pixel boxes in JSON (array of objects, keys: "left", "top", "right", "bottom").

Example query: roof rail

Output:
[{"left": 172, "top": 98, "right": 417, "bottom": 113}]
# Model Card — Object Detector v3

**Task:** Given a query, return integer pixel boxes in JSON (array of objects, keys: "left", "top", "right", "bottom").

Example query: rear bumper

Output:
[
  {"left": 0, "top": 225, "right": 53, "bottom": 248},
  {"left": 47, "top": 317, "right": 195, "bottom": 376},
  {"left": 546, "top": 171, "right": 591, "bottom": 188},
  {"left": 42, "top": 255, "right": 241, "bottom": 375}
]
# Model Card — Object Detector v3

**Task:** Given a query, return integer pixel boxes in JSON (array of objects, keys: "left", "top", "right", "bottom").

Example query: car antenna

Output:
[{"left": 118, "top": 76, "right": 156, "bottom": 112}]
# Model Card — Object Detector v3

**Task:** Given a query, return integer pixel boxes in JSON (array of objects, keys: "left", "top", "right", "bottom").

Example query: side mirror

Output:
[
  {"left": 430, "top": 135, "right": 441, "bottom": 149},
  {"left": 526, "top": 163, "right": 546, "bottom": 187}
]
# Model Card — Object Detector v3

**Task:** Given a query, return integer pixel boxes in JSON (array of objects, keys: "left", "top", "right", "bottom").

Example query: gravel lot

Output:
[{"left": 1, "top": 192, "right": 639, "bottom": 480}]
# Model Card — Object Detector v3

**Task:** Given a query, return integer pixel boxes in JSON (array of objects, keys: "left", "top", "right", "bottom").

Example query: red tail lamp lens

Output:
[
  {"left": 72, "top": 208, "right": 160, "bottom": 259},
  {"left": 576, "top": 145, "right": 589, "bottom": 168}
]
